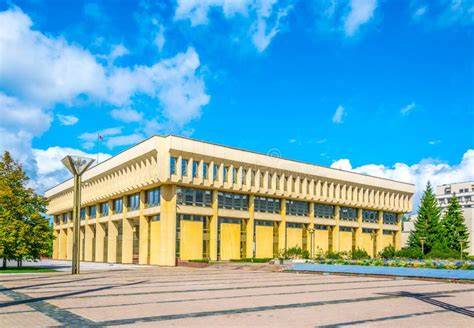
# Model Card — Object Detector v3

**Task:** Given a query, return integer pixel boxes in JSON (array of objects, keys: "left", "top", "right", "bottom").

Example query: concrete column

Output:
[
  {"left": 139, "top": 190, "right": 149, "bottom": 264},
  {"left": 308, "top": 203, "right": 315, "bottom": 253},
  {"left": 107, "top": 201, "right": 118, "bottom": 263},
  {"left": 95, "top": 220, "right": 105, "bottom": 262},
  {"left": 58, "top": 225, "right": 65, "bottom": 259},
  {"left": 159, "top": 184, "right": 177, "bottom": 266},
  {"left": 122, "top": 196, "right": 133, "bottom": 264},
  {"left": 279, "top": 199, "right": 287, "bottom": 253},
  {"left": 209, "top": 190, "right": 219, "bottom": 261},
  {"left": 246, "top": 195, "right": 255, "bottom": 258},
  {"left": 333, "top": 205, "right": 340, "bottom": 252},
  {"left": 376, "top": 210, "right": 384, "bottom": 256},
  {"left": 356, "top": 208, "right": 363, "bottom": 249},
  {"left": 84, "top": 207, "right": 93, "bottom": 261},
  {"left": 53, "top": 227, "right": 59, "bottom": 259},
  {"left": 67, "top": 212, "right": 73, "bottom": 260},
  {"left": 395, "top": 213, "right": 403, "bottom": 250}
]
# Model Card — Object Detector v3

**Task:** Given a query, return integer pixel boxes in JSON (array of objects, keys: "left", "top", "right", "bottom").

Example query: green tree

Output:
[
  {"left": 0, "top": 151, "right": 53, "bottom": 268},
  {"left": 408, "top": 181, "right": 444, "bottom": 254},
  {"left": 442, "top": 195, "right": 469, "bottom": 254}
]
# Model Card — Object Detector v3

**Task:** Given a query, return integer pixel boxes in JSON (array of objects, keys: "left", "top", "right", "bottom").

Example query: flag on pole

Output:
[{"left": 97, "top": 133, "right": 103, "bottom": 164}]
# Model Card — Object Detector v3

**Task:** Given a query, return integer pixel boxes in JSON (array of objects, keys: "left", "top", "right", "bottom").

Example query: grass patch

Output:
[
  {"left": 230, "top": 258, "right": 272, "bottom": 263},
  {"left": 0, "top": 267, "right": 57, "bottom": 274}
]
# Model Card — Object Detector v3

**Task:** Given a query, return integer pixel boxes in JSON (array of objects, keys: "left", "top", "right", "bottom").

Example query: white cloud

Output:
[
  {"left": 79, "top": 127, "right": 123, "bottom": 150},
  {"left": 57, "top": 114, "right": 79, "bottom": 126},
  {"left": 174, "top": 0, "right": 250, "bottom": 26},
  {"left": 289, "top": 138, "right": 297, "bottom": 143},
  {"left": 343, "top": 0, "right": 378, "bottom": 36},
  {"left": 331, "top": 149, "right": 474, "bottom": 211},
  {"left": 110, "top": 108, "right": 144, "bottom": 123},
  {"left": 175, "top": 0, "right": 292, "bottom": 52},
  {"left": 104, "top": 134, "right": 145, "bottom": 149},
  {"left": 332, "top": 105, "right": 345, "bottom": 124},
  {"left": 413, "top": 6, "right": 427, "bottom": 18},
  {"left": 251, "top": 2, "right": 292, "bottom": 52},
  {"left": 31, "top": 146, "right": 111, "bottom": 193},
  {"left": 411, "top": 0, "right": 474, "bottom": 26},
  {"left": 400, "top": 102, "right": 416, "bottom": 116},
  {"left": 428, "top": 140, "right": 441, "bottom": 145},
  {"left": 317, "top": 138, "right": 327, "bottom": 144},
  {"left": 0, "top": 7, "right": 210, "bottom": 192},
  {"left": 154, "top": 25, "right": 165, "bottom": 52}
]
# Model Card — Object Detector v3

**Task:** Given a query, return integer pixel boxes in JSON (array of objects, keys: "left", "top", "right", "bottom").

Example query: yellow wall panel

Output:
[
  {"left": 339, "top": 231, "right": 353, "bottom": 253},
  {"left": 315, "top": 229, "right": 329, "bottom": 253},
  {"left": 149, "top": 221, "right": 161, "bottom": 265},
  {"left": 255, "top": 225, "right": 273, "bottom": 258},
  {"left": 382, "top": 234, "right": 393, "bottom": 249},
  {"left": 287, "top": 228, "right": 302, "bottom": 249},
  {"left": 220, "top": 223, "right": 240, "bottom": 260},
  {"left": 362, "top": 233, "right": 375, "bottom": 257},
  {"left": 180, "top": 220, "right": 203, "bottom": 260}
]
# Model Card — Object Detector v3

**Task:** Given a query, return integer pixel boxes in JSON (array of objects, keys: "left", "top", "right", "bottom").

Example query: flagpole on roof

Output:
[{"left": 97, "top": 132, "right": 100, "bottom": 165}]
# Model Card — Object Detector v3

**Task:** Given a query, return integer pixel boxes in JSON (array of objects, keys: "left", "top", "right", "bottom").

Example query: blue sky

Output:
[{"left": 0, "top": 0, "right": 473, "bottom": 206}]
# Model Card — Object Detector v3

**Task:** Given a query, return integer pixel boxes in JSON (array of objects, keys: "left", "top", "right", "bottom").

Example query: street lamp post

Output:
[
  {"left": 419, "top": 237, "right": 426, "bottom": 256},
  {"left": 308, "top": 228, "right": 315, "bottom": 258},
  {"left": 61, "top": 155, "right": 95, "bottom": 275}
]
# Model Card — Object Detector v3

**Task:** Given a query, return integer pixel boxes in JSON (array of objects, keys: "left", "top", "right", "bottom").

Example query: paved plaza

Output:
[{"left": 0, "top": 263, "right": 473, "bottom": 327}]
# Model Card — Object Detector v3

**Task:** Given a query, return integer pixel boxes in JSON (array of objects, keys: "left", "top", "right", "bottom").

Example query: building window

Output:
[
  {"left": 63, "top": 213, "right": 69, "bottom": 223},
  {"left": 383, "top": 212, "right": 397, "bottom": 225},
  {"left": 89, "top": 206, "right": 97, "bottom": 219},
  {"left": 170, "top": 157, "right": 177, "bottom": 175},
  {"left": 213, "top": 164, "right": 218, "bottom": 181},
  {"left": 254, "top": 196, "right": 280, "bottom": 214},
  {"left": 444, "top": 187, "right": 451, "bottom": 194},
  {"left": 150, "top": 215, "right": 160, "bottom": 221},
  {"left": 340, "top": 207, "right": 357, "bottom": 221},
  {"left": 362, "top": 228, "right": 374, "bottom": 234},
  {"left": 100, "top": 202, "right": 109, "bottom": 216},
  {"left": 315, "top": 224, "right": 328, "bottom": 230},
  {"left": 340, "top": 226, "right": 352, "bottom": 232},
  {"left": 203, "top": 163, "right": 209, "bottom": 180},
  {"left": 255, "top": 220, "right": 273, "bottom": 226},
  {"left": 128, "top": 193, "right": 140, "bottom": 211},
  {"left": 178, "top": 187, "right": 212, "bottom": 207},
  {"left": 80, "top": 208, "right": 86, "bottom": 220},
  {"left": 146, "top": 188, "right": 160, "bottom": 207},
  {"left": 113, "top": 198, "right": 123, "bottom": 214},
  {"left": 260, "top": 172, "right": 264, "bottom": 188},
  {"left": 362, "top": 210, "right": 378, "bottom": 223},
  {"left": 218, "top": 192, "right": 248, "bottom": 210},
  {"left": 241, "top": 169, "right": 246, "bottom": 185},
  {"left": 315, "top": 204, "right": 334, "bottom": 219},
  {"left": 182, "top": 159, "right": 188, "bottom": 177},
  {"left": 251, "top": 170, "right": 255, "bottom": 186},
  {"left": 286, "top": 200, "right": 309, "bottom": 216},
  {"left": 233, "top": 167, "right": 237, "bottom": 184},
  {"left": 383, "top": 230, "right": 393, "bottom": 235},
  {"left": 192, "top": 160, "right": 198, "bottom": 178},
  {"left": 223, "top": 166, "right": 229, "bottom": 183},
  {"left": 287, "top": 222, "right": 303, "bottom": 228}
]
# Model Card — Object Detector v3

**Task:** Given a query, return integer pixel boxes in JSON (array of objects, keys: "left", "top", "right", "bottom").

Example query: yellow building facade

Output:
[{"left": 47, "top": 135, "right": 415, "bottom": 266}]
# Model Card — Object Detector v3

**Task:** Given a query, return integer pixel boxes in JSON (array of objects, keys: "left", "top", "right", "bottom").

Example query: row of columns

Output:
[{"left": 53, "top": 185, "right": 403, "bottom": 265}]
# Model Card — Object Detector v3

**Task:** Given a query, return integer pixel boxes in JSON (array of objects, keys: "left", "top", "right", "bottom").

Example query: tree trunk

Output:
[{"left": 2, "top": 258, "right": 6, "bottom": 269}]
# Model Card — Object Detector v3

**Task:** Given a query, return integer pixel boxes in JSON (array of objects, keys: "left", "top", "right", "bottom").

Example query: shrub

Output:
[
  {"left": 379, "top": 245, "right": 396, "bottom": 259},
  {"left": 351, "top": 248, "right": 370, "bottom": 260},
  {"left": 325, "top": 251, "right": 343, "bottom": 259},
  {"left": 229, "top": 258, "right": 272, "bottom": 263},
  {"left": 189, "top": 259, "right": 209, "bottom": 263},
  {"left": 426, "top": 244, "right": 460, "bottom": 259},
  {"left": 281, "top": 247, "right": 309, "bottom": 259},
  {"left": 395, "top": 247, "right": 423, "bottom": 259}
]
